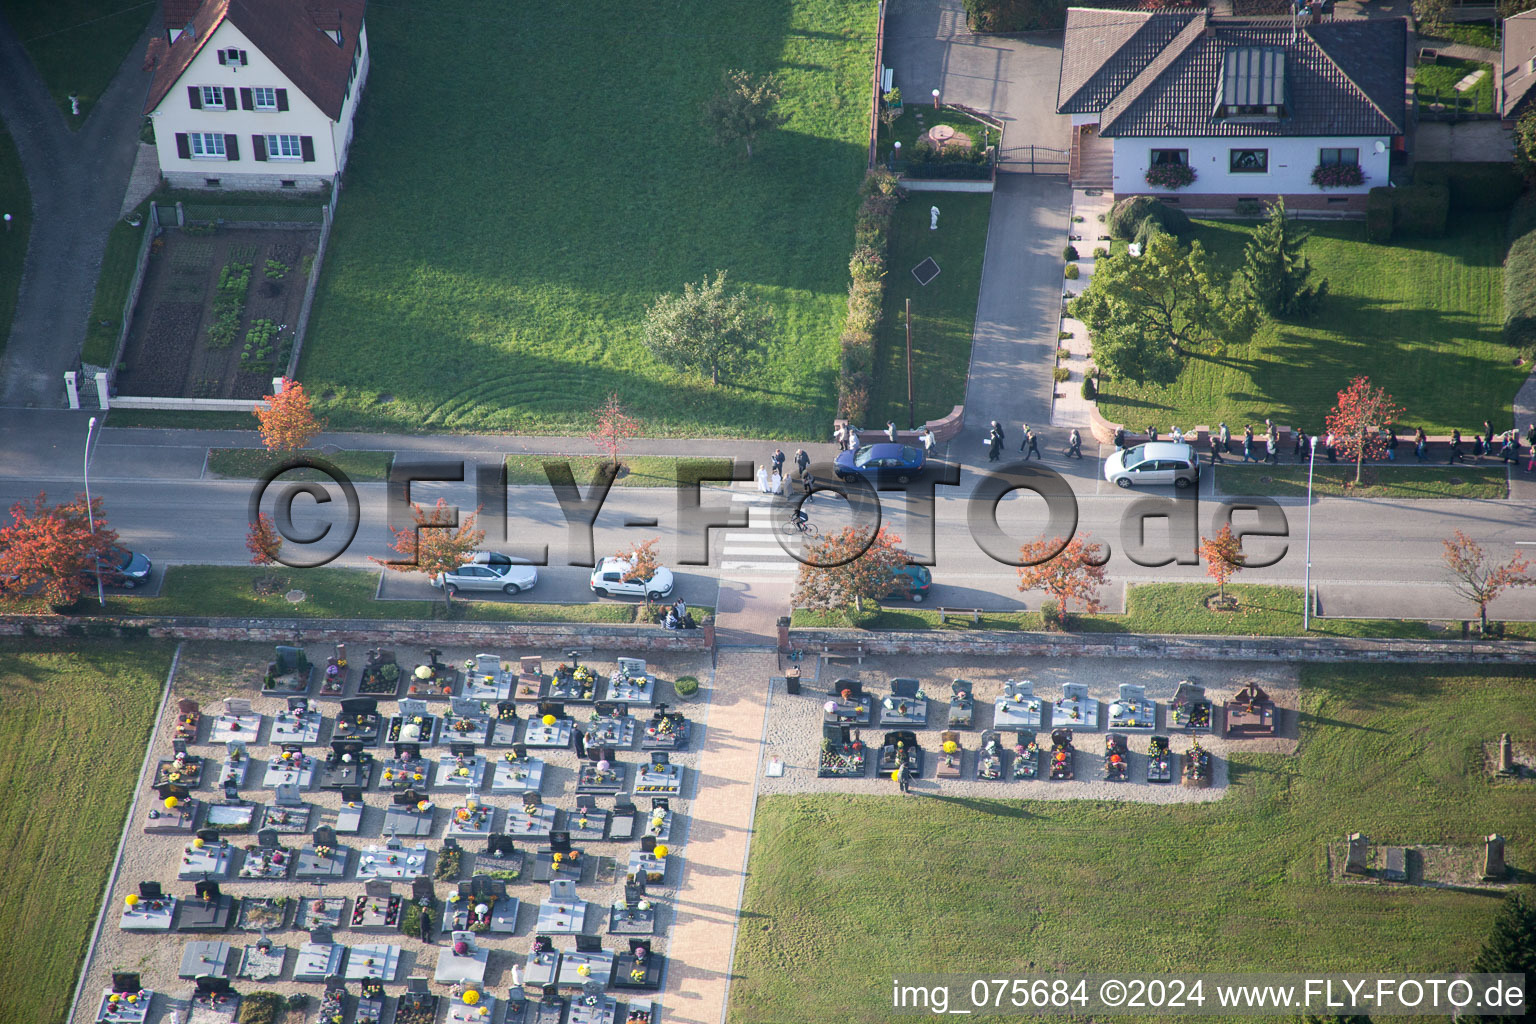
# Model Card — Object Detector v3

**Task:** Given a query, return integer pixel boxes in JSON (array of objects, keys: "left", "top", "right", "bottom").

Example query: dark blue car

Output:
[{"left": 834, "top": 443, "right": 927, "bottom": 484}]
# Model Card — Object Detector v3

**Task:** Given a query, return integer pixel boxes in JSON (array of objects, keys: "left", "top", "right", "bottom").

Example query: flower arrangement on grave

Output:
[
  {"left": 628, "top": 1010, "right": 651, "bottom": 1024},
  {"left": 942, "top": 740, "right": 958, "bottom": 754},
  {"left": 533, "top": 936, "right": 548, "bottom": 953},
  {"left": 453, "top": 718, "right": 473, "bottom": 733},
  {"left": 415, "top": 666, "right": 432, "bottom": 681},
  {"left": 574, "top": 665, "right": 596, "bottom": 684},
  {"left": 164, "top": 796, "right": 179, "bottom": 809},
  {"left": 125, "top": 893, "right": 139, "bottom": 907},
  {"left": 315, "top": 845, "right": 334, "bottom": 858},
  {"left": 542, "top": 714, "right": 557, "bottom": 726},
  {"left": 631, "top": 966, "right": 648, "bottom": 983},
  {"left": 576, "top": 964, "right": 591, "bottom": 977},
  {"left": 499, "top": 705, "right": 517, "bottom": 720},
  {"left": 453, "top": 940, "right": 469, "bottom": 955},
  {"left": 463, "top": 990, "right": 480, "bottom": 1005},
  {"left": 653, "top": 844, "right": 668, "bottom": 858},
  {"left": 840, "top": 688, "right": 852, "bottom": 701}
]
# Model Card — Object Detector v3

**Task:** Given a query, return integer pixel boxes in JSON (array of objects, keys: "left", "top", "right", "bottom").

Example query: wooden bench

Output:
[
  {"left": 936, "top": 607, "right": 984, "bottom": 625},
  {"left": 820, "top": 644, "right": 866, "bottom": 664}
]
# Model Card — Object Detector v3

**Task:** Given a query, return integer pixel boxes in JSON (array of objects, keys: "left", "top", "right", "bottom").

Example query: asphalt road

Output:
[{"left": 8, "top": 440, "right": 1536, "bottom": 618}]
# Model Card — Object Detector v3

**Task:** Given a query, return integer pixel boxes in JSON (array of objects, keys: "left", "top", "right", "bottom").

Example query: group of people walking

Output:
[
  {"left": 985, "top": 421, "right": 1082, "bottom": 462},
  {"left": 757, "top": 447, "right": 814, "bottom": 495}
]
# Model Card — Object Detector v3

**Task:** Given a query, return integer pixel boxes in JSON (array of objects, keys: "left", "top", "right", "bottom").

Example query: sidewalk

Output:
[{"left": 662, "top": 578, "right": 789, "bottom": 1024}]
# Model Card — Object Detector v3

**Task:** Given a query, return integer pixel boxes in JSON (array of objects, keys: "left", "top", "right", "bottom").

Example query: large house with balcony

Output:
[
  {"left": 143, "top": 0, "right": 368, "bottom": 192},
  {"left": 1057, "top": 9, "right": 1406, "bottom": 214}
]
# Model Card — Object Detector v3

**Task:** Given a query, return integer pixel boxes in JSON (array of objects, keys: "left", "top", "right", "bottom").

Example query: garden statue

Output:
[{"left": 930, "top": 206, "right": 939, "bottom": 230}]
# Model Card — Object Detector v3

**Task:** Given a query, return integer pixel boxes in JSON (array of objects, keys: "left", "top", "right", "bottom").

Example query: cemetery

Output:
[{"left": 63, "top": 642, "right": 700, "bottom": 1024}]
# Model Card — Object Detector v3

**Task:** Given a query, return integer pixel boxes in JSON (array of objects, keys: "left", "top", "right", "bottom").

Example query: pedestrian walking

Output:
[
  {"left": 1066, "top": 428, "right": 1082, "bottom": 459},
  {"left": 987, "top": 433, "right": 1002, "bottom": 462},
  {"left": 1386, "top": 425, "right": 1398, "bottom": 461},
  {"left": 1474, "top": 433, "right": 1486, "bottom": 458},
  {"left": 1448, "top": 428, "right": 1463, "bottom": 464},
  {"left": 847, "top": 426, "right": 861, "bottom": 451},
  {"left": 1526, "top": 423, "right": 1536, "bottom": 449},
  {"left": 1114, "top": 426, "right": 1127, "bottom": 450},
  {"left": 1265, "top": 432, "right": 1278, "bottom": 464},
  {"left": 794, "top": 448, "right": 810, "bottom": 476},
  {"left": 771, "top": 448, "right": 785, "bottom": 475},
  {"left": 1293, "top": 429, "right": 1306, "bottom": 461},
  {"left": 896, "top": 762, "right": 912, "bottom": 793},
  {"left": 1415, "top": 428, "right": 1427, "bottom": 462},
  {"left": 801, "top": 469, "right": 816, "bottom": 501},
  {"left": 1209, "top": 431, "right": 1224, "bottom": 464},
  {"left": 419, "top": 908, "right": 434, "bottom": 943},
  {"left": 1264, "top": 418, "right": 1274, "bottom": 444},
  {"left": 989, "top": 420, "right": 1005, "bottom": 445},
  {"left": 1483, "top": 420, "right": 1492, "bottom": 444},
  {"left": 1147, "top": 425, "right": 1159, "bottom": 443},
  {"left": 919, "top": 427, "right": 935, "bottom": 454},
  {"left": 1219, "top": 422, "right": 1231, "bottom": 453},
  {"left": 886, "top": 420, "right": 898, "bottom": 443},
  {"left": 1508, "top": 433, "right": 1522, "bottom": 465},
  {"left": 1325, "top": 432, "right": 1337, "bottom": 463},
  {"left": 756, "top": 465, "right": 771, "bottom": 493},
  {"left": 1023, "top": 428, "right": 1042, "bottom": 460},
  {"left": 1242, "top": 424, "right": 1255, "bottom": 463}
]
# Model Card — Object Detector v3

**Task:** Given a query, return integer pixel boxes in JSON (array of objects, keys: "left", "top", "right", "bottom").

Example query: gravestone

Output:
[
  {"left": 1346, "top": 832, "right": 1369, "bottom": 874},
  {"left": 1484, "top": 834, "right": 1506, "bottom": 880},
  {"left": 1384, "top": 847, "right": 1407, "bottom": 882},
  {"left": 1499, "top": 733, "right": 1514, "bottom": 774},
  {"left": 451, "top": 698, "right": 481, "bottom": 718}
]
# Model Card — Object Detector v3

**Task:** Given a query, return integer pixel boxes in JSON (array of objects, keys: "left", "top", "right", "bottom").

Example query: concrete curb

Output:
[{"left": 65, "top": 642, "right": 182, "bottom": 1024}]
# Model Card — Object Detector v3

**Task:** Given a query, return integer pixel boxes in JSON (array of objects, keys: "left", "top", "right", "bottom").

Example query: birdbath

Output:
[{"left": 930, "top": 125, "right": 955, "bottom": 144}]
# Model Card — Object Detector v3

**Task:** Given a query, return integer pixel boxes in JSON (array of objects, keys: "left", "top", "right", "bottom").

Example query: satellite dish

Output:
[{"left": 1373, "top": 140, "right": 1387, "bottom": 154}]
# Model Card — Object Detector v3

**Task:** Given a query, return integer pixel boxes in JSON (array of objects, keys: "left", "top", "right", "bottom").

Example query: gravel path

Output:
[
  {"left": 757, "top": 655, "right": 1299, "bottom": 803},
  {"left": 73, "top": 641, "right": 710, "bottom": 1024}
]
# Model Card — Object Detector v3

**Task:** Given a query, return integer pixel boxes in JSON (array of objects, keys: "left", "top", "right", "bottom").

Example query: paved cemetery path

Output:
[
  {"left": 661, "top": 578, "right": 789, "bottom": 1024},
  {"left": 0, "top": 10, "right": 156, "bottom": 408}
]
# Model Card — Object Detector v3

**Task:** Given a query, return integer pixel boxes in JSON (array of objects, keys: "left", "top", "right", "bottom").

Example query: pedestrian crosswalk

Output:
[{"left": 718, "top": 487, "right": 802, "bottom": 574}]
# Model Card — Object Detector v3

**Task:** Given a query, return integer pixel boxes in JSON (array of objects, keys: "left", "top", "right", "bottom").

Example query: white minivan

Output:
[{"left": 1104, "top": 441, "right": 1200, "bottom": 489}]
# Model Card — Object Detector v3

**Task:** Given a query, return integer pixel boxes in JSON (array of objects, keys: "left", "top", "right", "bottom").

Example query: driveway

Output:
[
  {"left": 885, "top": 0, "right": 1072, "bottom": 454},
  {"left": 0, "top": 11, "right": 154, "bottom": 408}
]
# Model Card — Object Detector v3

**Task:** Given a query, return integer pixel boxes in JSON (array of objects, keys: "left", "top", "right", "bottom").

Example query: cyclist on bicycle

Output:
[{"left": 791, "top": 507, "right": 809, "bottom": 529}]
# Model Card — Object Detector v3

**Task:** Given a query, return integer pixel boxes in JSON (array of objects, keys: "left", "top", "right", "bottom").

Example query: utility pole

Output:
[{"left": 905, "top": 298, "right": 915, "bottom": 429}]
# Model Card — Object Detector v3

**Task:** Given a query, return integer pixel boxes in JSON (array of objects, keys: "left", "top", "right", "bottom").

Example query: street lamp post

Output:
[
  {"left": 84, "top": 416, "right": 105, "bottom": 606},
  {"left": 1302, "top": 434, "right": 1319, "bottom": 630}
]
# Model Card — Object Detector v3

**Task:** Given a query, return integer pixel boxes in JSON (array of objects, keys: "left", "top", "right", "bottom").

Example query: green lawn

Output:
[
  {"left": 1216, "top": 462, "right": 1507, "bottom": 499},
  {"left": 729, "top": 664, "right": 1534, "bottom": 1023},
  {"left": 87, "top": 566, "right": 654, "bottom": 622},
  {"left": 0, "top": 126, "right": 32, "bottom": 358},
  {"left": 1415, "top": 57, "right": 1496, "bottom": 115},
  {"left": 0, "top": 0, "right": 155, "bottom": 120},
  {"left": 81, "top": 204, "right": 148, "bottom": 366},
  {"left": 0, "top": 641, "right": 171, "bottom": 1024},
  {"left": 867, "top": 193, "right": 990, "bottom": 426},
  {"left": 205, "top": 447, "right": 395, "bottom": 482},
  {"left": 504, "top": 455, "right": 734, "bottom": 487},
  {"left": 104, "top": 410, "right": 266, "bottom": 431},
  {"left": 877, "top": 106, "right": 1001, "bottom": 166},
  {"left": 1422, "top": 20, "right": 1499, "bottom": 50},
  {"left": 299, "top": 0, "right": 875, "bottom": 438},
  {"left": 793, "top": 582, "right": 1464, "bottom": 639},
  {"left": 1094, "top": 216, "right": 1521, "bottom": 435}
]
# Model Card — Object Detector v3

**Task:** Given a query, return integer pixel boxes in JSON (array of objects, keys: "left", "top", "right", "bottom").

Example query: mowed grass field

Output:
[
  {"left": 0, "top": 641, "right": 171, "bottom": 1024},
  {"left": 1095, "top": 215, "right": 1523, "bottom": 435},
  {"left": 728, "top": 664, "right": 1535, "bottom": 1023},
  {"left": 0, "top": 0, "right": 154, "bottom": 119},
  {"left": 301, "top": 0, "right": 875, "bottom": 438}
]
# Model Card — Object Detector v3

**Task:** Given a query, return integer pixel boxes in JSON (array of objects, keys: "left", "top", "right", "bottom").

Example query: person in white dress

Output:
[
  {"left": 770, "top": 470, "right": 783, "bottom": 494},
  {"left": 756, "top": 466, "right": 770, "bottom": 493}
]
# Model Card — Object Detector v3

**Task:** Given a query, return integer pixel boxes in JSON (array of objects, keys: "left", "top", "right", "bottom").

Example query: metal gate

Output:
[{"left": 1000, "top": 145, "right": 1068, "bottom": 174}]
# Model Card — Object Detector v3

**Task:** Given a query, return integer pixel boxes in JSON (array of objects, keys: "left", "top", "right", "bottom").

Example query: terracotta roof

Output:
[
  {"left": 1058, "top": 9, "right": 1202, "bottom": 113},
  {"left": 144, "top": 0, "right": 366, "bottom": 120},
  {"left": 163, "top": 0, "right": 203, "bottom": 32},
  {"left": 1502, "top": 10, "right": 1536, "bottom": 118},
  {"left": 144, "top": 35, "right": 169, "bottom": 71},
  {"left": 1059, "top": 13, "right": 1406, "bottom": 138}
]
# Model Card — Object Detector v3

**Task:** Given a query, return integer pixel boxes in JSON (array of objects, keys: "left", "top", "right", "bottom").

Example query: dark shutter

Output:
[
  {"left": 300, "top": 136, "right": 315, "bottom": 162},
  {"left": 253, "top": 135, "right": 267, "bottom": 161},
  {"left": 240, "top": 88, "right": 253, "bottom": 110},
  {"left": 223, "top": 87, "right": 237, "bottom": 110},
  {"left": 275, "top": 89, "right": 289, "bottom": 112},
  {"left": 239, "top": 49, "right": 248, "bottom": 65},
  {"left": 224, "top": 134, "right": 239, "bottom": 160},
  {"left": 176, "top": 133, "right": 191, "bottom": 159},
  {"left": 187, "top": 86, "right": 202, "bottom": 109}
]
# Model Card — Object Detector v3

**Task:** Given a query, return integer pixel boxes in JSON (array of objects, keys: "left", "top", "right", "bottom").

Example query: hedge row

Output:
[
  {"left": 961, "top": 0, "right": 1066, "bottom": 31},
  {"left": 838, "top": 170, "right": 904, "bottom": 424},
  {"left": 1364, "top": 183, "right": 1449, "bottom": 241},
  {"left": 1412, "top": 162, "right": 1524, "bottom": 213},
  {"left": 1504, "top": 192, "right": 1536, "bottom": 352}
]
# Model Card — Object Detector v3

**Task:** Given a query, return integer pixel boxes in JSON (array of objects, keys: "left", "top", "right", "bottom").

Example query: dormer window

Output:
[
  {"left": 327, "top": 28, "right": 342, "bottom": 45},
  {"left": 219, "top": 47, "right": 247, "bottom": 66},
  {"left": 1214, "top": 47, "right": 1287, "bottom": 120}
]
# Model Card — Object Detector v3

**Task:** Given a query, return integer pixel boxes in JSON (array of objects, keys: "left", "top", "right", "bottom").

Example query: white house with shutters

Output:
[{"left": 143, "top": 0, "right": 368, "bottom": 191}]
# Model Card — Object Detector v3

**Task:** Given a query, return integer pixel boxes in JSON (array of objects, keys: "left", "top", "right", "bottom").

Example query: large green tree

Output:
[
  {"left": 1241, "top": 198, "right": 1327, "bottom": 319},
  {"left": 1471, "top": 892, "right": 1535, "bottom": 1023},
  {"left": 642, "top": 270, "right": 771, "bottom": 386},
  {"left": 1068, "top": 231, "right": 1257, "bottom": 385},
  {"left": 701, "top": 69, "right": 788, "bottom": 160}
]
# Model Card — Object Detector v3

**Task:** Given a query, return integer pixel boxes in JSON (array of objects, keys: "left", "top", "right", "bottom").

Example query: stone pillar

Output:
[
  {"left": 175, "top": 201, "right": 184, "bottom": 227},
  {"left": 776, "top": 615, "right": 790, "bottom": 652},
  {"left": 1498, "top": 733, "right": 1514, "bottom": 774},
  {"left": 1346, "top": 832, "right": 1369, "bottom": 874},
  {"left": 95, "top": 372, "right": 111, "bottom": 409},
  {"left": 63, "top": 371, "right": 79, "bottom": 410},
  {"left": 271, "top": 376, "right": 286, "bottom": 395},
  {"left": 1484, "top": 834, "right": 1506, "bottom": 880}
]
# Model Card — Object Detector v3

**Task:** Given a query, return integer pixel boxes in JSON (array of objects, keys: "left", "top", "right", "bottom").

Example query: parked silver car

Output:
[
  {"left": 431, "top": 552, "right": 539, "bottom": 595},
  {"left": 1103, "top": 441, "right": 1200, "bottom": 489}
]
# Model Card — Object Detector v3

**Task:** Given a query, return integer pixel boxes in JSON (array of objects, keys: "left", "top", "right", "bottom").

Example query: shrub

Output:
[
  {"left": 860, "top": 168, "right": 905, "bottom": 199},
  {"left": 237, "top": 993, "right": 285, "bottom": 1024},
  {"left": 1092, "top": 247, "right": 1108, "bottom": 258},
  {"left": 285, "top": 994, "right": 310, "bottom": 1011},
  {"left": 1063, "top": 245, "right": 1079, "bottom": 261},
  {"left": 1413, "top": 162, "right": 1524, "bottom": 212},
  {"left": 1081, "top": 376, "right": 1097, "bottom": 400},
  {"left": 962, "top": 0, "right": 1066, "bottom": 32},
  {"left": 849, "top": 245, "right": 885, "bottom": 282},
  {"left": 1107, "top": 196, "right": 1190, "bottom": 240},
  {"left": 1057, "top": 346, "right": 1070, "bottom": 359},
  {"left": 1504, "top": 193, "right": 1536, "bottom": 349},
  {"left": 1038, "top": 600, "right": 1061, "bottom": 629},
  {"left": 1064, "top": 264, "right": 1080, "bottom": 280},
  {"left": 1052, "top": 366, "right": 1070, "bottom": 382},
  {"left": 1058, "top": 329, "right": 1072, "bottom": 340},
  {"left": 1145, "top": 163, "right": 1196, "bottom": 189},
  {"left": 1311, "top": 162, "right": 1365, "bottom": 188},
  {"left": 674, "top": 675, "right": 700, "bottom": 698},
  {"left": 1234, "top": 198, "right": 1262, "bottom": 216},
  {"left": 1393, "top": 182, "right": 1450, "bottom": 238},
  {"left": 1366, "top": 187, "right": 1395, "bottom": 243},
  {"left": 838, "top": 170, "right": 902, "bottom": 423}
]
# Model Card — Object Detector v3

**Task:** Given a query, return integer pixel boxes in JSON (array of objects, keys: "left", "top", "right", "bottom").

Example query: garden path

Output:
[{"left": 0, "top": 10, "right": 155, "bottom": 407}]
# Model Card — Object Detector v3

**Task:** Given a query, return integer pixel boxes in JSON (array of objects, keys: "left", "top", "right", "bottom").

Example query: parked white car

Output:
[
  {"left": 431, "top": 552, "right": 539, "bottom": 595},
  {"left": 1104, "top": 441, "right": 1200, "bottom": 489},
  {"left": 589, "top": 556, "right": 675, "bottom": 599}
]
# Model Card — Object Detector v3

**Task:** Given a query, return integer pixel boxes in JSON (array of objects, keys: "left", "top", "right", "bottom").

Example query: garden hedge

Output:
[
  {"left": 1391, "top": 182, "right": 1449, "bottom": 238},
  {"left": 838, "top": 171, "right": 903, "bottom": 423},
  {"left": 1413, "top": 162, "right": 1524, "bottom": 213},
  {"left": 1503, "top": 193, "right": 1536, "bottom": 351},
  {"left": 962, "top": 0, "right": 1066, "bottom": 31},
  {"left": 1107, "top": 196, "right": 1190, "bottom": 241},
  {"left": 1365, "top": 188, "right": 1394, "bottom": 242}
]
